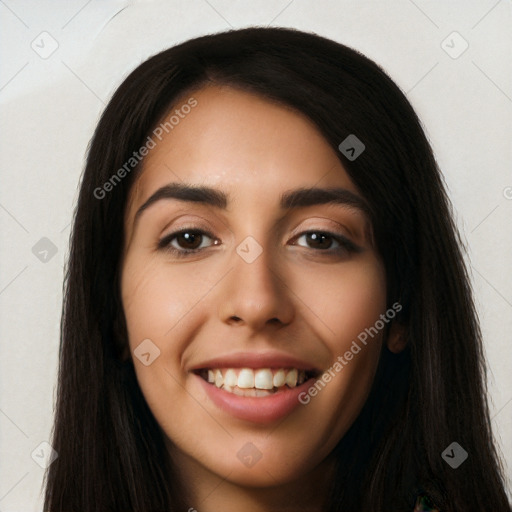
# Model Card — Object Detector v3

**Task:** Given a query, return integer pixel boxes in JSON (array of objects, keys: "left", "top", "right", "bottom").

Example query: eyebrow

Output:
[{"left": 133, "top": 182, "right": 370, "bottom": 225}]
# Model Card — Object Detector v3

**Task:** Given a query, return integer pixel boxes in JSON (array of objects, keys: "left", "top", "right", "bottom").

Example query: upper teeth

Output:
[{"left": 206, "top": 368, "right": 307, "bottom": 390}]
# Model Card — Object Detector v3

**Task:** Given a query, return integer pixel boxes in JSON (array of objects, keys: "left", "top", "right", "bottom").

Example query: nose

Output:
[{"left": 217, "top": 239, "right": 295, "bottom": 332}]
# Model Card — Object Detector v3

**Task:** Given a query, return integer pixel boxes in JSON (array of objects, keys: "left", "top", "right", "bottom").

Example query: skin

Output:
[{"left": 120, "top": 85, "right": 405, "bottom": 512}]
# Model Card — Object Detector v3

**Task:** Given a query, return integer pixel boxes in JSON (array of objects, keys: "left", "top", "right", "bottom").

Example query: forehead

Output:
[{"left": 126, "top": 85, "right": 359, "bottom": 218}]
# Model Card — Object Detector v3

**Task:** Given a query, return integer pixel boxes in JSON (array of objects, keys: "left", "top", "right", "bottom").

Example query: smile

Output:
[{"left": 196, "top": 367, "right": 318, "bottom": 397}]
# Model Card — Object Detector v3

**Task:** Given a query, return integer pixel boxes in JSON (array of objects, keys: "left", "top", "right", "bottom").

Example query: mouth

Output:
[
  {"left": 189, "top": 352, "right": 324, "bottom": 423},
  {"left": 194, "top": 367, "right": 320, "bottom": 397}
]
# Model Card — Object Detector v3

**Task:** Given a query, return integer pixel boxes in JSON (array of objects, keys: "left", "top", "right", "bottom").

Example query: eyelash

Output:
[{"left": 157, "top": 227, "right": 362, "bottom": 258}]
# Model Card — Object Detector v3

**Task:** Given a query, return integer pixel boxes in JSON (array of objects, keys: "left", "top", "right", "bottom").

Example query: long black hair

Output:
[{"left": 43, "top": 26, "right": 511, "bottom": 511}]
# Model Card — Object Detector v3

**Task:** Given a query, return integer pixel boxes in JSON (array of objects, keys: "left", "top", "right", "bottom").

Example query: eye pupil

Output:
[
  {"left": 307, "top": 232, "right": 332, "bottom": 249},
  {"left": 177, "top": 232, "right": 202, "bottom": 250}
]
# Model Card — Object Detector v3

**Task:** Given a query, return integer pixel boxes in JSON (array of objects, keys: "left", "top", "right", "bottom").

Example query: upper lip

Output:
[{"left": 189, "top": 351, "right": 322, "bottom": 373}]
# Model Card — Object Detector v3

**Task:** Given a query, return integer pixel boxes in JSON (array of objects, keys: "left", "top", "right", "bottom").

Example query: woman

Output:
[{"left": 43, "top": 27, "right": 510, "bottom": 511}]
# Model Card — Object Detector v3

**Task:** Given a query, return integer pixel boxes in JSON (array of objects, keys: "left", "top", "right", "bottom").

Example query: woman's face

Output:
[{"left": 120, "top": 85, "right": 396, "bottom": 489}]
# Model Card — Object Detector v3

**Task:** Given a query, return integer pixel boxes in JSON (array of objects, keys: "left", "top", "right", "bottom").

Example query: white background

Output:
[{"left": 0, "top": 0, "right": 511, "bottom": 508}]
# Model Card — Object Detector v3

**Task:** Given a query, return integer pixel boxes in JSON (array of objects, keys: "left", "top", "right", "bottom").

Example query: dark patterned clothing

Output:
[{"left": 414, "top": 493, "right": 440, "bottom": 511}]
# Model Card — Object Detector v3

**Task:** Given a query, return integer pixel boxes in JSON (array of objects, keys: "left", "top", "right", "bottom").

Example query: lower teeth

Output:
[{"left": 222, "top": 385, "right": 283, "bottom": 397}]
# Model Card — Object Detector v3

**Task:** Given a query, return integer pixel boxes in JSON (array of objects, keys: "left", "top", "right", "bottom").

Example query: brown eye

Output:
[
  {"left": 293, "top": 230, "right": 362, "bottom": 255},
  {"left": 302, "top": 232, "right": 335, "bottom": 250},
  {"left": 158, "top": 228, "right": 217, "bottom": 257},
  {"left": 175, "top": 231, "right": 203, "bottom": 250}
]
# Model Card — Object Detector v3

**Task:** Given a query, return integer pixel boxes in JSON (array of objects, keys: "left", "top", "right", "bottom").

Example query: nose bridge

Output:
[{"left": 217, "top": 233, "right": 294, "bottom": 329}]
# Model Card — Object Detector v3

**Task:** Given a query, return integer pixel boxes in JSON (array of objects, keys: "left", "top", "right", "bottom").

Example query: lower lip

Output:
[{"left": 194, "top": 374, "right": 314, "bottom": 424}]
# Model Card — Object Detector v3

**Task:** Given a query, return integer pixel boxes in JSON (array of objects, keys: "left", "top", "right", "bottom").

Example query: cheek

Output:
[
  {"left": 292, "top": 255, "right": 387, "bottom": 345},
  {"left": 296, "top": 257, "right": 386, "bottom": 420},
  {"left": 120, "top": 253, "right": 195, "bottom": 421},
  {"left": 120, "top": 251, "right": 217, "bottom": 405},
  {"left": 121, "top": 252, "right": 203, "bottom": 342}
]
